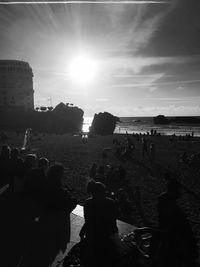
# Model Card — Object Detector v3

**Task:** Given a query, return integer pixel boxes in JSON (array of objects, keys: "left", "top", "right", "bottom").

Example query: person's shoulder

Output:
[
  {"left": 84, "top": 197, "right": 94, "bottom": 210},
  {"left": 84, "top": 197, "right": 93, "bottom": 205}
]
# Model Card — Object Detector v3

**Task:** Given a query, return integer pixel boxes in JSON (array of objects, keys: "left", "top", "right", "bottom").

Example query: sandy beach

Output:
[{"left": 3, "top": 131, "right": 200, "bottom": 251}]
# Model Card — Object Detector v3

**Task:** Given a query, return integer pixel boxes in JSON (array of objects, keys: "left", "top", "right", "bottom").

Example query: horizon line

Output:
[{"left": 0, "top": 1, "right": 169, "bottom": 5}]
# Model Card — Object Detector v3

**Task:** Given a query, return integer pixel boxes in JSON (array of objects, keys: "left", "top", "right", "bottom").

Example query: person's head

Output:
[
  {"left": 167, "top": 178, "right": 181, "bottom": 199},
  {"left": 47, "top": 163, "right": 64, "bottom": 189},
  {"left": 92, "top": 182, "right": 106, "bottom": 201},
  {"left": 91, "top": 162, "right": 97, "bottom": 170},
  {"left": 25, "top": 154, "right": 37, "bottom": 169},
  {"left": 0, "top": 144, "right": 10, "bottom": 159},
  {"left": 38, "top": 157, "right": 49, "bottom": 171},
  {"left": 87, "top": 179, "right": 96, "bottom": 195},
  {"left": 11, "top": 147, "right": 19, "bottom": 160}
]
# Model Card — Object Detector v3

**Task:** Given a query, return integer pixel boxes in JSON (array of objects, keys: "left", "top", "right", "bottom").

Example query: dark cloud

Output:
[
  {"left": 140, "top": 0, "right": 200, "bottom": 56},
  {"left": 140, "top": 55, "right": 200, "bottom": 98}
]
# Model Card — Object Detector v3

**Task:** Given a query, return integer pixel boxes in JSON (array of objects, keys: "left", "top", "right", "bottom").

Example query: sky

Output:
[{"left": 0, "top": 0, "right": 200, "bottom": 117}]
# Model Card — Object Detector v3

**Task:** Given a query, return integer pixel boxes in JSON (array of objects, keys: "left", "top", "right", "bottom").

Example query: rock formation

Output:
[
  {"left": 89, "top": 112, "right": 119, "bottom": 135},
  {"left": 153, "top": 115, "right": 169, "bottom": 124},
  {"left": 0, "top": 102, "right": 84, "bottom": 134}
]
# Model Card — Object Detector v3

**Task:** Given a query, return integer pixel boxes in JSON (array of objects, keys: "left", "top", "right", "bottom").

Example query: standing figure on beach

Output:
[
  {"left": 142, "top": 138, "right": 148, "bottom": 158},
  {"left": 89, "top": 162, "right": 97, "bottom": 180},
  {"left": 150, "top": 143, "right": 156, "bottom": 164},
  {"left": 80, "top": 182, "right": 118, "bottom": 267},
  {"left": 157, "top": 178, "right": 198, "bottom": 267}
]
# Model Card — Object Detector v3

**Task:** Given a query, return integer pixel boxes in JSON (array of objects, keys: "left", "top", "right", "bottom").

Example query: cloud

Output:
[
  {"left": 139, "top": 55, "right": 200, "bottom": 97},
  {"left": 101, "top": 2, "right": 170, "bottom": 56},
  {"left": 141, "top": 0, "right": 200, "bottom": 56},
  {"left": 149, "top": 86, "right": 157, "bottom": 92},
  {"left": 99, "top": 102, "right": 200, "bottom": 117},
  {"left": 143, "top": 96, "right": 200, "bottom": 102},
  {"left": 176, "top": 86, "right": 184, "bottom": 91},
  {"left": 0, "top": 1, "right": 170, "bottom": 3}
]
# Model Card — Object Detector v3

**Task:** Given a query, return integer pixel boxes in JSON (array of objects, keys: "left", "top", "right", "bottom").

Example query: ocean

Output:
[{"left": 83, "top": 116, "right": 200, "bottom": 137}]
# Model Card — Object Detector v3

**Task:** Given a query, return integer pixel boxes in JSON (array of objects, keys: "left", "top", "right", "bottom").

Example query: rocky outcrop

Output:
[
  {"left": 0, "top": 102, "right": 84, "bottom": 133},
  {"left": 153, "top": 115, "right": 169, "bottom": 124},
  {"left": 153, "top": 115, "right": 200, "bottom": 125},
  {"left": 89, "top": 112, "right": 119, "bottom": 135}
]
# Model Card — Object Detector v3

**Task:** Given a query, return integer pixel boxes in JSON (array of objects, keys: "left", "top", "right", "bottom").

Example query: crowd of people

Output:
[
  {"left": 0, "top": 142, "right": 199, "bottom": 267},
  {"left": 112, "top": 134, "right": 157, "bottom": 165},
  {"left": 0, "top": 144, "right": 77, "bottom": 267},
  {"left": 88, "top": 162, "right": 133, "bottom": 224}
]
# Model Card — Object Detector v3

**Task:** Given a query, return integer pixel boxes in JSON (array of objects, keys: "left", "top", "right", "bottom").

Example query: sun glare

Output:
[{"left": 69, "top": 55, "right": 97, "bottom": 85}]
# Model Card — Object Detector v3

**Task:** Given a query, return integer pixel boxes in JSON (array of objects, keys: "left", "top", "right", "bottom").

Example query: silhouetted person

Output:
[
  {"left": 105, "top": 165, "right": 115, "bottom": 190},
  {"left": 95, "top": 165, "right": 105, "bottom": 183},
  {"left": 116, "top": 188, "right": 132, "bottom": 223},
  {"left": 9, "top": 147, "right": 24, "bottom": 192},
  {"left": 21, "top": 163, "right": 77, "bottom": 267},
  {"left": 89, "top": 162, "right": 97, "bottom": 179},
  {"left": 150, "top": 143, "right": 156, "bottom": 164},
  {"left": 142, "top": 138, "right": 148, "bottom": 158},
  {"left": 0, "top": 146, "right": 23, "bottom": 267},
  {"left": 19, "top": 158, "right": 49, "bottom": 267},
  {"left": 157, "top": 179, "right": 198, "bottom": 267},
  {"left": 25, "top": 157, "right": 48, "bottom": 187},
  {"left": 123, "top": 137, "right": 134, "bottom": 158},
  {"left": 15, "top": 154, "right": 37, "bottom": 193},
  {"left": 115, "top": 164, "right": 126, "bottom": 184},
  {"left": 24, "top": 157, "right": 49, "bottom": 214},
  {"left": 1, "top": 153, "right": 37, "bottom": 267},
  {"left": 80, "top": 182, "right": 118, "bottom": 267}
]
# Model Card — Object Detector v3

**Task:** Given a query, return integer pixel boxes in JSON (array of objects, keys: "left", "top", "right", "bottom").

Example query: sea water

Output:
[{"left": 83, "top": 116, "right": 200, "bottom": 137}]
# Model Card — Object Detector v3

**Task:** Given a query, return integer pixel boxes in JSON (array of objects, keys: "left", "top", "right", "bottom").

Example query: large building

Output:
[{"left": 0, "top": 60, "right": 34, "bottom": 110}]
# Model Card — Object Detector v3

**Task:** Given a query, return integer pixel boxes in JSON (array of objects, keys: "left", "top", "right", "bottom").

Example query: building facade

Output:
[{"left": 0, "top": 60, "right": 34, "bottom": 110}]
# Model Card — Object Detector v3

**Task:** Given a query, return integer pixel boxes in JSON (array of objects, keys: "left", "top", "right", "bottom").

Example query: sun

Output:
[{"left": 69, "top": 55, "right": 97, "bottom": 85}]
